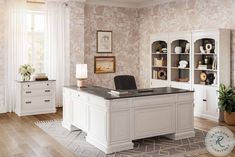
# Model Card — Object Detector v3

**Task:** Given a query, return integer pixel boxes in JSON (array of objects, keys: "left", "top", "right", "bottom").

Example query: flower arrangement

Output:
[{"left": 19, "top": 64, "right": 35, "bottom": 81}]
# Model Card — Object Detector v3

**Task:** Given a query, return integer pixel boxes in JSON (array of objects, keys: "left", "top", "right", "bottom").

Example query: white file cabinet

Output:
[{"left": 15, "top": 80, "right": 56, "bottom": 116}]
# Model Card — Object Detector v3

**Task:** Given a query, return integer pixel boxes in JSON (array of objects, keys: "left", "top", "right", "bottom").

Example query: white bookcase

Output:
[
  {"left": 150, "top": 29, "right": 230, "bottom": 121},
  {"left": 150, "top": 33, "right": 169, "bottom": 88}
]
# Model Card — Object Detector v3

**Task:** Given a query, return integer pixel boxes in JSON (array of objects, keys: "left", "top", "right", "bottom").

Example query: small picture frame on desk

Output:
[
  {"left": 94, "top": 56, "right": 116, "bottom": 74},
  {"left": 97, "top": 30, "right": 112, "bottom": 53}
]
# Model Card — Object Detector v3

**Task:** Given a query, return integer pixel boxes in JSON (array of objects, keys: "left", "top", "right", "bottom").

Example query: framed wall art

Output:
[
  {"left": 94, "top": 56, "right": 116, "bottom": 74},
  {"left": 97, "top": 30, "right": 112, "bottom": 53}
]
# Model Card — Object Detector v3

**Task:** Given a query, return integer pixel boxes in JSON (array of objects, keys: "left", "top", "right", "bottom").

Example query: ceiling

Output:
[{"left": 86, "top": 0, "right": 175, "bottom": 8}]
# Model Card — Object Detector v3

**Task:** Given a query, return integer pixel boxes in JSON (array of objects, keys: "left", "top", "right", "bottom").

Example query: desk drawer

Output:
[
  {"left": 133, "top": 95, "right": 176, "bottom": 108},
  {"left": 71, "top": 90, "right": 89, "bottom": 102}
]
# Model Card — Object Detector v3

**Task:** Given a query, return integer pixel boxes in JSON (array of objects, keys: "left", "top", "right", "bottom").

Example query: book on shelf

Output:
[
  {"left": 153, "top": 70, "right": 158, "bottom": 79},
  {"left": 109, "top": 90, "right": 129, "bottom": 95}
]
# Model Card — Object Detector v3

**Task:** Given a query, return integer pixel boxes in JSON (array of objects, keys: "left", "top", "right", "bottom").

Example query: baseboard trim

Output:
[
  {"left": 166, "top": 130, "right": 195, "bottom": 140},
  {"left": 194, "top": 113, "right": 219, "bottom": 122},
  {"left": 16, "top": 109, "right": 56, "bottom": 116}
]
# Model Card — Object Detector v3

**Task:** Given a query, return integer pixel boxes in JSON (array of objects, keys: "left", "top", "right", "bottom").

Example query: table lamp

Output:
[{"left": 76, "top": 64, "right": 88, "bottom": 88}]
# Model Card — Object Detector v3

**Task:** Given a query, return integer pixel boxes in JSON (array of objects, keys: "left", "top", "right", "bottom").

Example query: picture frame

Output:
[
  {"left": 94, "top": 56, "right": 116, "bottom": 74},
  {"left": 97, "top": 30, "right": 112, "bottom": 53}
]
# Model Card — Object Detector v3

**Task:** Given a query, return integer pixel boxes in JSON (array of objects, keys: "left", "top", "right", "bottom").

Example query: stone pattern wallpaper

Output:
[
  {"left": 84, "top": 4, "right": 139, "bottom": 89},
  {"left": 68, "top": 1, "right": 85, "bottom": 85},
  {"left": 138, "top": 0, "right": 235, "bottom": 87},
  {"left": 0, "top": 2, "right": 5, "bottom": 113}
]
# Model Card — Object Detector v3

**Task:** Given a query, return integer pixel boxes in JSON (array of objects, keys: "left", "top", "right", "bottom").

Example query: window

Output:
[{"left": 26, "top": 10, "right": 45, "bottom": 73}]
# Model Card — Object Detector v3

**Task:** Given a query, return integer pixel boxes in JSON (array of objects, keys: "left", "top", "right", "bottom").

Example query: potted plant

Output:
[
  {"left": 19, "top": 64, "right": 35, "bottom": 81},
  {"left": 218, "top": 84, "right": 235, "bottom": 125}
]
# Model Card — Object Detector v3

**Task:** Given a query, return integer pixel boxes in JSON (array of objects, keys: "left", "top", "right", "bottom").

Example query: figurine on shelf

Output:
[
  {"left": 178, "top": 60, "right": 188, "bottom": 68},
  {"left": 207, "top": 73, "right": 215, "bottom": 85},
  {"left": 175, "top": 46, "right": 182, "bottom": 54},
  {"left": 200, "top": 46, "right": 206, "bottom": 54},
  {"left": 205, "top": 43, "right": 213, "bottom": 54},
  {"left": 154, "top": 57, "right": 163, "bottom": 67},
  {"left": 162, "top": 48, "right": 167, "bottom": 53},
  {"left": 185, "top": 43, "right": 190, "bottom": 53}
]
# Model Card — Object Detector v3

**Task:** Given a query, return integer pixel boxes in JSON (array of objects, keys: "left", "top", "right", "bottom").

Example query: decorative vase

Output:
[
  {"left": 175, "top": 46, "right": 182, "bottom": 54},
  {"left": 22, "top": 75, "right": 31, "bottom": 81},
  {"left": 224, "top": 112, "right": 235, "bottom": 125}
]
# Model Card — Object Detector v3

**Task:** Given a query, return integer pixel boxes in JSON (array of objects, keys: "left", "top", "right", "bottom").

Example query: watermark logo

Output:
[{"left": 205, "top": 126, "right": 235, "bottom": 156}]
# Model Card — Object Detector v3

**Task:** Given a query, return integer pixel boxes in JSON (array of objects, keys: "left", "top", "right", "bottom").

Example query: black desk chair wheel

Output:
[{"left": 114, "top": 75, "right": 137, "bottom": 90}]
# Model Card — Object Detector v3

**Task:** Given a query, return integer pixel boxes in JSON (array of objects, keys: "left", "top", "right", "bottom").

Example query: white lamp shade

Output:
[{"left": 76, "top": 64, "right": 88, "bottom": 79}]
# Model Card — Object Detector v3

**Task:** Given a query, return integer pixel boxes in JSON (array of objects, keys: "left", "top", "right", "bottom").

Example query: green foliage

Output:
[{"left": 218, "top": 84, "right": 235, "bottom": 113}]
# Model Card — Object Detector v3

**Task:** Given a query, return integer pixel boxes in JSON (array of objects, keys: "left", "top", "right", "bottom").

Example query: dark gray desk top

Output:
[{"left": 65, "top": 85, "right": 194, "bottom": 100}]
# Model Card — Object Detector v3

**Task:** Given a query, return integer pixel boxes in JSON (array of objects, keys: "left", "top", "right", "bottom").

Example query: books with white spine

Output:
[{"left": 109, "top": 90, "right": 129, "bottom": 95}]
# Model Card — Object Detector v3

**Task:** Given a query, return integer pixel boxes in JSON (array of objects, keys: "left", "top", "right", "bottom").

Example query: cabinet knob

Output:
[
  {"left": 27, "top": 85, "right": 30, "bottom": 87},
  {"left": 78, "top": 94, "right": 80, "bottom": 97},
  {"left": 203, "top": 99, "right": 207, "bottom": 102}
]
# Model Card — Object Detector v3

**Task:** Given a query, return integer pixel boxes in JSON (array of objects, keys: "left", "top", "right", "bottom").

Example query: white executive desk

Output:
[{"left": 62, "top": 86, "right": 195, "bottom": 154}]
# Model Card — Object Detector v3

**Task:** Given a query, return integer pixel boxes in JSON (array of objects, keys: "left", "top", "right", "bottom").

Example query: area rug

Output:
[{"left": 35, "top": 120, "right": 208, "bottom": 157}]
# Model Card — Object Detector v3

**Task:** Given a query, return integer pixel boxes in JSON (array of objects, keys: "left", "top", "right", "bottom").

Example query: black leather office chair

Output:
[{"left": 114, "top": 75, "right": 137, "bottom": 90}]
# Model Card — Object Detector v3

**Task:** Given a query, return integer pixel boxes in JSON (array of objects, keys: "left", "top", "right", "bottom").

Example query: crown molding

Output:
[{"left": 85, "top": 0, "right": 176, "bottom": 8}]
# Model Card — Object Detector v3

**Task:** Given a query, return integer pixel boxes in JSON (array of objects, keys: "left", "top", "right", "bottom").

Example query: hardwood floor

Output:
[{"left": 0, "top": 108, "right": 234, "bottom": 157}]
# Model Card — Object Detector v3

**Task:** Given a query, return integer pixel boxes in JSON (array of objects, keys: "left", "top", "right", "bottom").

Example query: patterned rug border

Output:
[{"left": 35, "top": 120, "right": 209, "bottom": 157}]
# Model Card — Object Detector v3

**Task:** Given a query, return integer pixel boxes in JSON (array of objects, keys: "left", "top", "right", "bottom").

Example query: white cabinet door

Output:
[
  {"left": 72, "top": 96, "right": 87, "bottom": 131},
  {"left": 194, "top": 85, "right": 219, "bottom": 121},
  {"left": 205, "top": 87, "right": 219, "bottom": 120},
  {"left": 193, "top": 85, "right": 206, "bottom": 116}
]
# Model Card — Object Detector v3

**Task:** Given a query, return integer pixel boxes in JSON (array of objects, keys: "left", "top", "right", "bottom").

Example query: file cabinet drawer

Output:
[
  {"left": 22, "top": 81, "right": 55, "bottom": 90},
  {"left": 22, "top": 88, "right": 54, "bottom": 97}
]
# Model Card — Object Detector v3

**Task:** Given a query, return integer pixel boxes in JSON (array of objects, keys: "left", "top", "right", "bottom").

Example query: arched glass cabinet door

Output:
[
  {"left": 193, "top": 38, "right": 217, "bottom": 86},
  {"left": 151, "top": 40, "right": 168, "bottom": 80},
  {"left": 170, "top": 39, "right": 190, "bottom": 83}
]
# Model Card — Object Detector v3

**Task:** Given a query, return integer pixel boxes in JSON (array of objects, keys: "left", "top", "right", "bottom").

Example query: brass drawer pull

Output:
[{"left": 44, "top": 100, "right": 50, "bottom": 102}]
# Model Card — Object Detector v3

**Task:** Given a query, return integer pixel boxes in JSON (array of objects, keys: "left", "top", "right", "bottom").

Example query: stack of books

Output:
[{"left": 35, "top": 73, "right": 48, "bottom": 81}]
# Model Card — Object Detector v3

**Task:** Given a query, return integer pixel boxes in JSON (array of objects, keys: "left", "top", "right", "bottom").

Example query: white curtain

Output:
[
  {"left": 5, "top": 0, "right": 27, "bottom": 112},
  {"left": 45, "top": 1, "right": 70, "bottom": 107}
]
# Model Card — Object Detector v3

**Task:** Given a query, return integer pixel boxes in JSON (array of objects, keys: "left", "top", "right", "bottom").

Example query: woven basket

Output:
[{"left": 224, "top": 112, "right": 235, "bottom": 125}]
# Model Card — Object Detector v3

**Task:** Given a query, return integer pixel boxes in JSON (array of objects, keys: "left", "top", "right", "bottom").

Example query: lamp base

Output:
[{"left": 77, "top": 80, "right": 86, "bottom": 88}]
